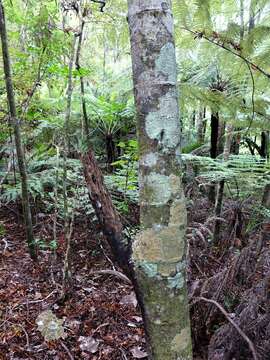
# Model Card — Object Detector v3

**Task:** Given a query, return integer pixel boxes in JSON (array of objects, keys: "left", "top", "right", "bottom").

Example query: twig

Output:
[
  {"left": 120, "top": 347, "right": 128, "bottom": 360},
  {"left": 90, "top": 269, "right": 132, "bottom": 284},
  {"left": 5, "top": 320, "right": 30, "bottom": 349},
  {"left": 182, "top": 27, "right": 270, "bottom": 80},
  {"left": 16, "top": 289, "right": 58, "bottom": 308},
  {"left": 197, "top": 297, "right": 258, "bottom": 360},
  {"left": 92, "top": 322, "right": 109, "bottom": 335},
  {"left": 60, "top": 340, "right": 74, "bottom": 360},
  {"left": 1, "top": 238, "right": 8, "bottom": 254},
  {"left": 98, "top": 238, "right": 116, "bottom": 270}
]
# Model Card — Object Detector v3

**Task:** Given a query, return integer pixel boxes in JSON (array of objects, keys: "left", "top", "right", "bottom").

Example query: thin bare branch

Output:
[{"left": 197, "top": 297, "right": 258, "bottom": 360}]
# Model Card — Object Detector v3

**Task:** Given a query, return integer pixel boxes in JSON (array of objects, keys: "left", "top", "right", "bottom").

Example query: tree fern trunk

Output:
[
  {"left": 197, "top": 107, "right": 206, "bottom": 144},
  {"left": 127, "top": 1, "right": 192, "bottom": 359}
]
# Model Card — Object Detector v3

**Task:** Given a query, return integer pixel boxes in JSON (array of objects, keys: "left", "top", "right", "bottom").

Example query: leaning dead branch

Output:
[{"left": 198, "top": 297, "right": 258, "bottom": 360}]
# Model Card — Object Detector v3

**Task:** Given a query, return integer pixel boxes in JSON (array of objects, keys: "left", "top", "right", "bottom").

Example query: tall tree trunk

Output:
[
  {"left": 217, "top": 120, "right": 225, "bottom": 155},
  {"left": 80, "top": 150, "right": 131, "bottom": 274},
  {"left": 106, "top": 133, "right": 117, "bottom": 172},
  {"left": 127, "top": 1, "right": 192, "bottom": 359},
  {"left": 197, "top": 107, "right": 206, "bottom": 144},
  {"left": 231, "top": 129, "right": 241, "bottom": 155},
  {"left": 213, "top": 123, "right": 234, "bottom": 244},
  {"left": 262, "top": 184, "right": 270, "bottom": 209},
  {"left": 261, "top": 131, "right": 269, "bottom": 159},
  {"left": 209, "top": 112, "right": 219, "bottom": 202},
  {"left": 62, "top": 35, "right": 77, "bottom": 294},
  {"left": 210, "top": 112, "right": 219, "bottom": 159},
  {"left": 75, "top": 20, "right": 90, "bottom": 141},
  {"left": 248, "top": 2, "right": 255, "bottom": 33},
  {"left": 240, "top": 0, "right": 244, "bottom": 41},
  {"left": 0, "top": 0, "right": 36, "bottom": 260}
]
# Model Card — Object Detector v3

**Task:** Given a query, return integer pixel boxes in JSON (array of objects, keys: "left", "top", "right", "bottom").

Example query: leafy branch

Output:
[{"left": 181, "top": 27, "right": 270, "bottom": 80}]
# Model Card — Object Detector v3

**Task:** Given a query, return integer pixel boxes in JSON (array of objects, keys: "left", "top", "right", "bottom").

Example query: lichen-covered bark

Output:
[{"left": 127, "top": 1, "right": 192, "bottom": 358}]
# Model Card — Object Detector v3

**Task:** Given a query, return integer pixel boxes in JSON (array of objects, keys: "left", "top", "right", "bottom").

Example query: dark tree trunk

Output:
[
  {"left": 213, "top": 124, "right": 234, "bottom": 244},
  {"left": 231, "top": 129, "right": 241, "bottom": 155},
  {"left": 262, "top": 184, "right": 270, "bottom": 209},
  {"left": 0, "top": 0, "right": 36, "bottom": 260},
  {"left": 75, "top": 20, "right": 90, "bottom": 141},
  {"left": 261, "top": 131, "right": 269, "bottom": 159},
  {"left": 210, "top": 112, "right": 219, "bottom": 159},
  {"left": 259, "top": 183, "right": 270, "bottom": 249},
  {"left": 217, "top": 120, "right": 225, "bottom": 155},
  {"left": 209, "top": 112, "right": 219, "bottom": 202},
  {"left": 81, "top": 150, "right": 131, "bottom": 275},
  {"left": 105, "top": 133, "right": 117, "bottom": 172},
  {"left": 192, "top": 110, "right": 196, "bottom": 127}
]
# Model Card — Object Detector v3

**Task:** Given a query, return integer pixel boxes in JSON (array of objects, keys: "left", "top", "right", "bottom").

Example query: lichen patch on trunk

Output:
[
  {"left": 145, "top": 91, "right": 180, "bottom": 149},
  {"left": 133, "top": 224, "right": 185, "bottom": 275},
  {"left": 155, "top": 42, "right": 177, "bottom": 84},
  {"left": 141, "top": 152, "right": 159, "bottom": 167},
  {"left": 142, "top": 173, "right": 171, "bottom": 205},
  {"left": 171, "top": 327, "right": 192, "bottom": 353}
]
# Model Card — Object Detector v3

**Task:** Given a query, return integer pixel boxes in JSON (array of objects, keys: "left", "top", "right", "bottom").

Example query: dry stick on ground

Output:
[
  {"left": 62, "top": 202, "right": 76, "bottom": 295},
  {"left": 90, "top": 269, "right": 132, "bottom": 284},
  {"left": 18, "top": 289, "right": 58, "bottom": 307},
  {"left": 198, "top": 297, "right": 258, "bottom": 360},
  {"left": 4, "top": 320, "right": 30, "bottom": 349},
  {"left": 60, "top": 340, "right": 74, "bottom": 360}
]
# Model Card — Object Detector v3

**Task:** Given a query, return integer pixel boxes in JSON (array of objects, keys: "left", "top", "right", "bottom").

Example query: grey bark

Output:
[
  {"left": 0, "top": 0, "right": 36, "bottom": 260},
  {"left": 127, "top": 1, "right": 192, "bottom": 359},
  {"left": 197, "top": 107, "right": 206, "bottom": 144}
]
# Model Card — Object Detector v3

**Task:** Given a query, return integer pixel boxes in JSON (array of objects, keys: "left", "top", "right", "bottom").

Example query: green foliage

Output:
[
  {"left": 0, "top": 222, "right": 5, "bottom": 236},
  {"left": 110, "top": 140, "right": 138, "bottom": 193},
  {"left": 0, "top": 0, "right": 269, "bottom": 241},
  {"left": 34, "top": 238, "right": 58, "bottom": 251},
  {"left": 86, "top": 94, "right": 135, "bottom": 136},
  {"left": 182, "top": 141, "right": 203, "bottom": 153},
  {"left": 183, "top": 154, "right": 270, "bottom": 199}
]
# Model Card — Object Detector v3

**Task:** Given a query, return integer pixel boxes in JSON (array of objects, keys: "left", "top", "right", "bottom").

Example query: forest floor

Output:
[
  {"left": 0, "top": 196, "right": 269, "bottom": 360},
  {"left": 0, "top": 208, "right": 146, "bottom": 360}
]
